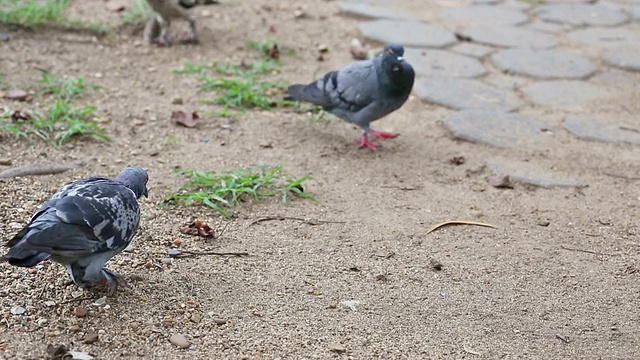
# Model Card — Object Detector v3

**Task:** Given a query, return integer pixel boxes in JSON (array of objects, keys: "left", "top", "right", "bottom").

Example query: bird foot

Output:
[
  {"left": 369, "top": 129, "right": 398, "bottom": 141},
  {"left": 94, "top": 269, "right": 129, "bottom": 295},
  {"left": 357, "top": 134, "right": 379, "bottom": 150},
  {"left": 178, "top": 33, "right": 198, "bottom": 45},
  {"left": 151, "top": 36, "right": 171, "bottom": 47}
]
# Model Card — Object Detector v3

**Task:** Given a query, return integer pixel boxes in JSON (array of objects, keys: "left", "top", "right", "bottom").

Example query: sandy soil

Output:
[{"left": 1, "top": 0, "right": 639, "bottom": 359}]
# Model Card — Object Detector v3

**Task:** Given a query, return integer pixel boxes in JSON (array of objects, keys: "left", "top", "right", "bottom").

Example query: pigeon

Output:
[
  {"left": 1, "top": 167, "right": 149, "bottom": 295},
  {"left": 286, "top": 44, "right": 415, "bottom": 150},
  {"left": 144, "top": 0, "right": 219, "bottom": 46}
]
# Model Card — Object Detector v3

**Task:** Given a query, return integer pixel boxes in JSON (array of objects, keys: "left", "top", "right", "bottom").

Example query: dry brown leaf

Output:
[
  {"left": 426, "top": 220, "right": 498, "bottom": 234},
  {"left": 172, "top": 111, "right": 200, "bottom": 128},
  {"left": 10, "top": 110, "right": 32, "bottom": 122},
  {"left": 265, "top": 43, "right": 280, "bottom": 60},
  {"left": 179, "top": 220, "right": 215, "bottom": 238}
]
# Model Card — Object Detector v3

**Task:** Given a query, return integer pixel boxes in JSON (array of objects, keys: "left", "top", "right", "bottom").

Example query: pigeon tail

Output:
[{"left": 0, "top": 249, "right": 50, "bottom": 267}]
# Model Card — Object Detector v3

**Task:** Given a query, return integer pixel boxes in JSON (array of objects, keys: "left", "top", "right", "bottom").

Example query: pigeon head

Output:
[
  {"left": 117, "top": 167, "right": 149, "bottom": 199},
  {"left": 380, "top": 44, "right": 415, "bottom": 96}
]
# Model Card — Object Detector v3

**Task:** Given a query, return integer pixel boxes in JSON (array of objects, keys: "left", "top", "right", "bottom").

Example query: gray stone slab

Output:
[
  {"left": 340, "top": 2, "right": 414, "bottom": 20},
  {"left": 440, "top": 5, "right": 528, "bottom": 27},
  {"left": 444, "top": 110, "right": 546, "bottom": 148},
  {"left": 450, "top": 42, "right": 495, "bottom": 58},
  {"left": 563, "top": 118, "right": 640, "bottom": 144},
  {"left": 526, "top": 21, "right": 566, "bottom": 34},
  {"left": 487, "top": 158, "right": 588, "bottom": 188},
  {"left": 504, "top": 0, "right": 533, "bottom": 10},
  {"left": 535, "top": 4, "right": 629, "bottom": 26},
  {"left": 523, "top": 80, "right": 612, "bottom": 110},
  {"left": 491, "top": 49, "right": 596, "bottom": 79},
  {"left": 632, "top": 6, "right": 640, "bottom": 20},
  {"left": 568, "top": 27, "right": 640, "bottom": 48},
  {"left": 359, "top": 20, "right": 457, "bottom": 48},
  {"left": 404, "top": 48, "right": 488, "bottom": 78},
  {"left": 602, "top": 48, "right": 640, "bottom": 71},
  {"left": 460, "top": 26, "right": 559, "bottom": 49},
  {"left": 414, "top": 77, "right": 523, "bottom": 112}
]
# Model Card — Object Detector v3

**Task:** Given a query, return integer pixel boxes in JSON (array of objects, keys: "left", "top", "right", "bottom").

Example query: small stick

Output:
[
  {"left": 427, "top": 220, "right": 497, "bottom": 234},
  {"left": 560, "top": 245, "right": 619, "bottom": 257},
  {"left": 555, "top": 334, "right": 570, "bottom": 343},
  {"left": 0, "top": 162, "right": 84, "bottom": 179},
  {"left": 248, "top": 216, "right": 345, "bottom": 226},
  {"left": 602, "top": 172, "right": 640, "bottom": 181},
  {"left": 177, "top": 250, "right": 249, "bottom": 258}
]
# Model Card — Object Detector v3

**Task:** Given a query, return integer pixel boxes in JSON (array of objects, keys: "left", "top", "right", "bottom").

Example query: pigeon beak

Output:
[{"left": 143, "top": 187, "right": 149, "bottom": 198}]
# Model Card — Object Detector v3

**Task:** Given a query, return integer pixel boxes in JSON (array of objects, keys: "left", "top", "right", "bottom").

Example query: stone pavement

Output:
[{"left": 340, "top": 0, "right": 640, "bottom": 187}]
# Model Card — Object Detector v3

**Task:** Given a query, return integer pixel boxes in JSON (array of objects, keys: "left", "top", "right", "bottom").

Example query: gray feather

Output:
[{"left": 1, "top": 167, "right": 149, "bottom": 294}]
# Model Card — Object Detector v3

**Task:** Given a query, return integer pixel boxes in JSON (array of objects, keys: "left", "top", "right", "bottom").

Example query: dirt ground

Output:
[{"left": 1, "top": 0, "right": 640, "bottom": 359}]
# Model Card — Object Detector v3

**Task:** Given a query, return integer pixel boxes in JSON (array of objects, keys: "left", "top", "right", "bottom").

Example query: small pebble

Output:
[
  {"left": 93, "top": 296, "right": 107, "bottom": 306},
  {"left": 74, "top": 306, "right": 88, "bottom": 318},
  {"left": 172, "top": 97, "right": 183, "bottom": 105},
  {"left": 10, "top": 306, "right": 26, "bottom": 315},
  {"left": 213, "top": 318, "right": 227, "bottom": 326},
  {"left": 538, "top": 220, "right": 551, "bottom": 227},
  {"left": 69, "top": 325, "right": 81, "bottom": 333},
  {"left": 0, "top": 159, "right": 12, "bottom": 165},
  {"left": 168, "top": 249, "right": 181, "bottom": 258},
  {"left": 37, "top": 318, "right": 48, "bottom": 326},
  {"left": 44, "top": 300, "right": 56, "bottom": 307},
  {"left": 169, "top": 333, "right": 191, "bottom": 349},
  {"left": 161, "top": 258, "right": 173, "bottom": 265},
  {"left": 6, "top": 89, "right": 28, "bottom": 101},
  {"left": 84, "top": 332, "right": 99, "bottom": 344},
  {"left": 328, "top": 343, "right": 346, "bottom": 353}
]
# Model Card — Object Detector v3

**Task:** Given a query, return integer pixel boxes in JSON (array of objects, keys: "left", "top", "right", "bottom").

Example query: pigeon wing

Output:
[{"left": 15, "top": 180, "right": 140, "bottom": 258}]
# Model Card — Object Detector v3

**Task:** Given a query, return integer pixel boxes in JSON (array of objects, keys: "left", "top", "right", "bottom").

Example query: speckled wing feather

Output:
[{"left": 2, "top": 178, "right": 140, "bottom": 265}]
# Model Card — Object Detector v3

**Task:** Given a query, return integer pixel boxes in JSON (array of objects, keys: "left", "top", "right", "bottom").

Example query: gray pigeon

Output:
[
  {"left": 144, "top": 0, "right": 219, "bottom": 46},
  {"left": 287, "top": 44, "right": 415, "bottom": 150},
  {"left": 1, "top": 167, "right": 149, "bottom": 295}
]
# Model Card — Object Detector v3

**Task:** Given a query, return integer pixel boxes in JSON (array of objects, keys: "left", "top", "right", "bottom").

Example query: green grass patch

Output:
[
  {"left": 0, "top": 0, "right": 111, "bottom": 35},
  {"left": 0, "top": 72, "right": 110, "bottom": 147},
  {"left": 174, "top": 40, "right": 296, "bottom": 116},
  {"left": 164, "top": 165, "right": 317, "bottom": 217}
]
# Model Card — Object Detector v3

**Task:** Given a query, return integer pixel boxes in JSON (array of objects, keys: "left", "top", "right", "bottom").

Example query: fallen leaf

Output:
[
  {"left": 10, "top": 110, "right": 31, "bottom": 122},
  {"left": 426, "top": 220, "right": 498, "bottom": 234},
  {"left": 265, "top": 43, "right": 280, "bottom": 60},
  {"left": 172, "top": 111, "right": 200, "bottom": 128},
  {"left": 180, "top": 220, "right": 215, "bottom": 238}
]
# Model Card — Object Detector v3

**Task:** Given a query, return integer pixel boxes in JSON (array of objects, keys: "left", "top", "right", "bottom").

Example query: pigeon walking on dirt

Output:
[
  {"left": 286, "top": 44, "right": 415, "bottom": 150},
  {"left": 1, "top": 167, "right": 149, "bottom": 295},
  {"left": 144, "top": 0, "right": 219, "bottom": 46}
]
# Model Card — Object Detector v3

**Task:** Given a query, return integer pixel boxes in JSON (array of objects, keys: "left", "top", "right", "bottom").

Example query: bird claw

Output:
[
  {"left": 369, "top": 129, "right": 398, "bottom": 141},
  {"left": 152, "top": 35, "right": 171, "bottom": 47},
  {"left": 178, "top": 34, "right": 198, "bottom": 45},
  {"left": 357, "top": 134, "right": 379, "bottom": 150},
  {"left": 94, "top": 269, "right": 129, "bottom": 295}
]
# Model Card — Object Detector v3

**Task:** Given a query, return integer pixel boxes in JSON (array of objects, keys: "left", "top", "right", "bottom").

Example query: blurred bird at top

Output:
[
  {"left": 286, "top": 44, "right": 415, "bottom": 150},
  {"left": 144, "top": 0, "right": 219, "bottom": 46}
]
